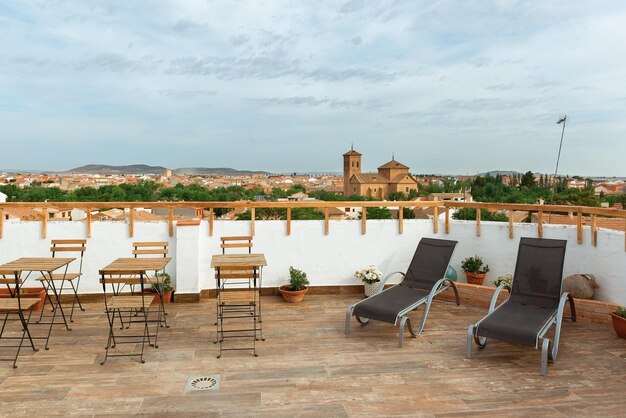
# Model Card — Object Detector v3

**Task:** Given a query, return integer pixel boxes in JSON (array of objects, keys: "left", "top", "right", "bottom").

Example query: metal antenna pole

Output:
[{"left": 550, "top": 115, "right": 567, "bottom": 207}]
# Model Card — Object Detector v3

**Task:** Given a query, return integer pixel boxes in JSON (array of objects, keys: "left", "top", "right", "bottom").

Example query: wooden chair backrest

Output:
[
  {"left": 132, "top": 241, "right": 168, "bottom": 258},
  {"left": 50, "top": 239, "right": 87, "bottom": 257},
  {"left": 220, "top": 236, "right": 253, "bottom": 254}
]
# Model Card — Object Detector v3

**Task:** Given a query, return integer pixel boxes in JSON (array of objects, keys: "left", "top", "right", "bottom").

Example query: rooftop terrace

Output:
[{"left": 0, "top": 295, "right": 624, "bottom": 417}]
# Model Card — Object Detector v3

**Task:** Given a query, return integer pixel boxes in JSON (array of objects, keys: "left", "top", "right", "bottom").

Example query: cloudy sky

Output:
[{"left": 1, "top": 1, "right": 625, "bottom": 176}]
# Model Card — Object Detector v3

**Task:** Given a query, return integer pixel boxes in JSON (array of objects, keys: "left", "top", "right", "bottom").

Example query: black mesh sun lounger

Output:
[
  {"left": 466, "top": 237, "right": 576, "bottom": 375},
  {"left": 345, "top": 238, "right": 459, "bottom": 348}
]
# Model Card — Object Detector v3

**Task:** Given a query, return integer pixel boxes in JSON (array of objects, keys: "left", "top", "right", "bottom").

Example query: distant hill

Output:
[
  {"left": 476, "top": 170, "right": 524, "bottom": 177},
  {"left": 173, "top": 167, "right": 271, "bottom": 176},
  {"left": 64, "top": 165, "right": 271, "bottom": 176},
  {"left": 66, "top": 164, "right": 167, "bottom": 175}
]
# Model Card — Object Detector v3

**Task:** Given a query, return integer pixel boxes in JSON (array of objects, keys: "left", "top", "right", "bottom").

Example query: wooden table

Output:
[
  {"left": 99, "top": 257, "right": 172, "bottom": 342},
  {"left": 99, "top": 258, "right": 172, "bottom": 280},
  {"left": 210, "top": 254, "right": 267, "bottom": 270},
  {"left": 0, "top": 257, "right": 75, "bottom": 350}
]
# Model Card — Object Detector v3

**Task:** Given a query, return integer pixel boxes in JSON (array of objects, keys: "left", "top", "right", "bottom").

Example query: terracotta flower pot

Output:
[
  {"left": 610, "top": 313, "right": 626, "bottom": 339},
  {"left": 465, "top": 272, "right": 486, "bottom": 285},
  {"left": 278, "top": 285, "right": 308, "bottom": 303},
  {"left": 161, "top": 290, "right": 173, "bottom": 304},
  {"left": 0, "top": 287, "right": 46, "bottom": 311}
]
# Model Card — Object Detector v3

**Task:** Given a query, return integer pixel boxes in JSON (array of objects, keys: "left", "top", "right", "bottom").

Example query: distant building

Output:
[
  {"left": 343, "top": 148, "right": 418, "bottom": 198},
  {"left": 428, "top": 192, "right": 473, "bottom": 203},
  {"left": 0, "top": 191, "right": 6, "bottom": 203}
]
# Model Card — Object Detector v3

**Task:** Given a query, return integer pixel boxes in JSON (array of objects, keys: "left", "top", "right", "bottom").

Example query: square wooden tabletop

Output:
[
  {"left": 0, "top": 257, "right": 75, "bottom": 274},
  {"left": 210, "top": 254, "right": 267, "bottom": 269},
  {"left": 99, "top": 257, "right": 172, "bottom": 276}
]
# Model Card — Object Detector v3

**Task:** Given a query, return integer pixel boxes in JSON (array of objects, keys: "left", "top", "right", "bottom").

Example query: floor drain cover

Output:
[{"left": 186, "top": 375, "right": 220, "bottom": 391}]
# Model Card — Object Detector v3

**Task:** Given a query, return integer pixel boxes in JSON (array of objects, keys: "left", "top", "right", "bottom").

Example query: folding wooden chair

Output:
[
  {"left": 100, "top": 273, "right": 156, "bottom": 364},
  {"left": 37, "top": 239, "right": 87, "bottom": 323},
  {"left": 132, "top": 242, "right": 169, "bottom": 331},
  {"left": 0, "top": 271, "right": 39, "bottom": 368}
]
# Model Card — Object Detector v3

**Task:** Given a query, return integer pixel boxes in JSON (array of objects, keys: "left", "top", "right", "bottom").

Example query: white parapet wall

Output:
[{"left": 0, "top": 219, "right": 624, "bottom": 305}]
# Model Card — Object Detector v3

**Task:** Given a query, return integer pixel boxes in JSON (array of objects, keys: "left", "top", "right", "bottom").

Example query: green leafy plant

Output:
[
  {"left": 151, "top": 272, "right": 172, "bottom": 292},
  {"left": 614, "top": 306, "right": 626, "bottom": 319},
  {"left": 461, "top": 256, "right": 490, "bottom": 274},
  {"left": 287, "top": 266, "right": 309, "bottom": 291},
  {"left": 492, "top": 273, "right": 513, "bottom": 288}
]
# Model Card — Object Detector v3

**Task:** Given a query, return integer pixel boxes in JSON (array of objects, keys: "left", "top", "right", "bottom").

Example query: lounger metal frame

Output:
[
  {"left": 345, "top": 270, "right": 460, "bottom": 348},
  {"left": 466, "top": 279, "right": 577, "bottom": 376}
]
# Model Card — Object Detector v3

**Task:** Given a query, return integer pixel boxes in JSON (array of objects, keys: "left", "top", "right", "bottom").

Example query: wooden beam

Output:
[
  {"left": 324, "top": 207, "right": 329, "bottom": 235},
  {"left": 0, "top": 208, "right": 3, "bottom": 239},
  {"left": 42, "top": 208, "right": 48, "bottom": 239},
  {"left": 250, "top": 208, "right": 255, "bottom": 237},
  {"left": 591, "top": 214, "right": 597, "bottom": 246},
  {"left": 537, "top": 211, "right": 543, "bottom": 238},
  {"left": 86, "top": 208, "right": 92, "bottom": 238},
  {"left": 168, "top": 207, "right": 174, "bottom": 237},
  {"left": 398, "top": 205, "right": 404, "bottom": 234},
  {"left": 577, "top": 212, "right": 583, "bottom": 244},
  {"left": 361, "top": 208, "right": 367, "bottom": 235},
  {"left": 129, "top": 208, "right": 134, "bottom": 238},
  {"left": 286, "top": 207, "right": 291, "bottom": 236},
  {"left": 209, "top": 208, "right": 214, "bottom": 236},
  {"left": 433, "top": 206, "right": 438, "bottom": 233},
  {"left": 475, "top": 207, "right": 480, "bottom": 237},
  {"left": 444, "top": 208, "right": 450, "bottom": 234},
  {"left": 508, "top": 210, "right": 513, "bottom": 239}
]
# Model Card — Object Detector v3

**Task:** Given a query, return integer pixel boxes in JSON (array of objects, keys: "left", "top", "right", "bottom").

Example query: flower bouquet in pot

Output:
[{"left": 355, "top": 265, "right": 383, "bottom": 297}]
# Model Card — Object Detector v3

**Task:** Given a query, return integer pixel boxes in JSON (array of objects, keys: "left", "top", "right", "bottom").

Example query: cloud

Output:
[{"left": 0, "top": 0, "right": 625, "bottom": 175}]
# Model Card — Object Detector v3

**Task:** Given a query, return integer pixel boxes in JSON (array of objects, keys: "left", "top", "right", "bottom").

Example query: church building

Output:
[{"left": 343, "top": 148, "right": 419, "bottom": 198}]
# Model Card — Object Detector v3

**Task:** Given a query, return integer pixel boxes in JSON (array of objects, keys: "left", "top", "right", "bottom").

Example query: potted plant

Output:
[
  {"left": 461, "top": 255, "right": 490, "bottom": 285},
  {"left": 355, "top": 265, "right": 383, "bottom": 297},
  {"left": 0, "top": 287, "right": 46, "bottom": 311},
  {"left": 610, "top": 306, "right": 626, "bottom": 339},
  {"left": 151, "top": 272, "right": 174, "bottom": 303},
  {"left": 278, "top": 266, "right": 310, "bottom": 303},
  {"left": 492, "top": 273, "right": 513, "bottom": 291}
]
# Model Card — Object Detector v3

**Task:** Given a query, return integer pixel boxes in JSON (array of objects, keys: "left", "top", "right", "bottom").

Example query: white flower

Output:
[{"left": 355, "top": 265, "right": 382, "bottom": 284}]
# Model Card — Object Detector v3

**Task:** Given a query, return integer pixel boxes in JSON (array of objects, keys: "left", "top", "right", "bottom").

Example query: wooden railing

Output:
[{"left": 0, "top": 201, "right": 624, "bottom": 250}]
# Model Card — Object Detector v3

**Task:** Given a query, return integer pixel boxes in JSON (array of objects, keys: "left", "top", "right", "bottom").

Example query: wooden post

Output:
[
  {"left": 42, "top": 208, "right": 48, "bottom": 239},
  {"left": 433, "top": 206, "right": 438, "bottom": 233},
  {"left": 361, "top": 207, "right": 367, "bottom": 235},
  {"left": 250, "top": 207, "right": 255, "bottom": 237},
  {"left": 168, "top": 207, "right": 174, "bottom": 237},
  {"left": 475, "top": 207, "right": 480, "bottom": 237},
  {"left": 209, "top": 208, "right": 214, "bottom": 236},
  {"left": 324, "top": 207, "right": 329, "bottom": 235},
  {"left": 86, "top": 208, "right": 92, "bottom": 238},
  {"left": 398, "top": 205, "right": 404, "bottom": 234},
  {"left": 445, "top": 208, "right": 450, "bottom": 234},
  {"left": 537, "top": 211, "right": 543, "bottom": 238},
  {"left": 577, "top": 212, "right": 583, "bottom": 244},
  {"left": 129, "top": 208, "right": 134, "bottom": 238},
  {"left": 508, "top": 210, "right": 513, "bottom": 239},
  {"left": 286, "top": 207, "right": 291, "bottom": 236},
  {"left": 591, "top": 214, "right": 597, "bottom": 247},
  {"left": 0, "top": 208, "right": 3, "bottom": 239}
]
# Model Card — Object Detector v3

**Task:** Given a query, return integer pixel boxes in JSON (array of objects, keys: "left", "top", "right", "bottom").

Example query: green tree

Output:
[
  {"left": 520, "top": 171, "right": 536, "bottom": 188},
  {"left": 360, "top": 207, "right": 392, "bottom": 219}
]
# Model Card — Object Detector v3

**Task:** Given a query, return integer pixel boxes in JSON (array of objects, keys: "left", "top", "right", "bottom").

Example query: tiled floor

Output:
[{"left": 0, "top": 295, "right": 624, "bottom": 417}]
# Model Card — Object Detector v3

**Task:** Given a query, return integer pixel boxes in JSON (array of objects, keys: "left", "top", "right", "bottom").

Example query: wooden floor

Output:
[{"left": 0, "top": 295, "right": 625, "bottom": 417}]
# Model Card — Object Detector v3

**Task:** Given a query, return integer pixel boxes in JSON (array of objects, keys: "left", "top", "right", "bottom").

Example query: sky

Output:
[{"left": 1, "top": 0, "right": 625, "bottom": 176}]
